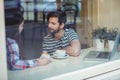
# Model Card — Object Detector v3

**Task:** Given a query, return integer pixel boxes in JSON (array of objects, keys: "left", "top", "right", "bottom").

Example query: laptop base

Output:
[{"left": 84, "top": 51, "right": 110, "bottom": 61}]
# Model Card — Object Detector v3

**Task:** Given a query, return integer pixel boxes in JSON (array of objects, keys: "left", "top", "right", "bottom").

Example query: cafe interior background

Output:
[
  {"left": 4, "top": 0, "right": 120, "bottom": 59},
  {"left": 1, "top": 0, "right": 120, "bottom": 80}
]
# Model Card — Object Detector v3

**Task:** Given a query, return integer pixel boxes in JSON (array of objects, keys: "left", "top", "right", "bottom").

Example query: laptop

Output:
[{"left": 84, "top": 32, "right": 120, "bottom": 61}]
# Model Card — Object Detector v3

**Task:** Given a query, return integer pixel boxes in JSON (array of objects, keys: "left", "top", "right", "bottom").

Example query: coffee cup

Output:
[{"left": 55, "top": 50, "right": 67, "bottom": 57}]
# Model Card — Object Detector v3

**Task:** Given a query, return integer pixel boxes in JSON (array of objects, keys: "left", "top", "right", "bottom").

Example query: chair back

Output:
[
  {"left": 4, "top": 0, "right": 24, "bottom": 26},
  {"left": 42, "top": 2, "right": 57, "bottom": 23},
  {"left": 61, "top": 3, "right": 78, "bottom": 31}
]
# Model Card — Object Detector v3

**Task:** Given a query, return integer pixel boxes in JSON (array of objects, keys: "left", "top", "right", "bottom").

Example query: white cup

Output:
[{"left": 55, "top": 50, "right": 66, "bottom": 57}]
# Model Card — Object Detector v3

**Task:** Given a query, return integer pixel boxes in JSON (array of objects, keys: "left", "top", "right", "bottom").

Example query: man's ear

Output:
[{"left": 60, "top": 23, "right": 65, "bottom": 29}]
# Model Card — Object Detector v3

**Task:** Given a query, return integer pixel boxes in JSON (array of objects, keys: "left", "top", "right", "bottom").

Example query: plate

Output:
[{"left": 52, "top": 54, "right": 69, "bottom": 59}]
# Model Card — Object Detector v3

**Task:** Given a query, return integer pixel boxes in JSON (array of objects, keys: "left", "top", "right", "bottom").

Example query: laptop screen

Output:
[{"left": 110, "top": 32, "right": 120, "bottom": 59}]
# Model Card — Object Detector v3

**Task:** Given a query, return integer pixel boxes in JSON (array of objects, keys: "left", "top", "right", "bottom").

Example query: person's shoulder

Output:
[
  {"left": 43, "top": 34, "right": 54, "bottom": 41},
  {"left": 65, "top": 28, "right": 75, "bottom": 33},
  {"left": 7, "top": 38, "right": 16, "bottom": 44},
  {"left": 7, "top": 38, "right": 15, "bottom": 41},
  {"left": 44, "top": 34, "right": 52, "bottom": 38}
]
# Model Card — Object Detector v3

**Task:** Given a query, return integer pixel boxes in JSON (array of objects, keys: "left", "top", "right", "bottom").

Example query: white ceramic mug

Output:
[{"left": 55, "top": 50, "right": 66, "bottom": 57}]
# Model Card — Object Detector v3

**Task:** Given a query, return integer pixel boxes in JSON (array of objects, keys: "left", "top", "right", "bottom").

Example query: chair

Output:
[
  {"left": 4, "top": 0, "right": 24, "bottom": 26},
  {"left": 42, "top": 2, "right": 57, "bottom": 23},
  {"left": 61, "top": 3, "right": 78, "bottom": 31}
]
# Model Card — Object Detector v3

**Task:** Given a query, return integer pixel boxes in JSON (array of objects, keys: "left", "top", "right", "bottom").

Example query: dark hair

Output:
[
  {"left": 6, "top": 16, "right": 24, "bottom": 39},
  {"left": 47, "top": 10, "right": 66, "bottom": 24}
]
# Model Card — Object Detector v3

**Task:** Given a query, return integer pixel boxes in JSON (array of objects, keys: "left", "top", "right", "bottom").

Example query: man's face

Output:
[{"left": 48, "top": 17, "right": 61, "bottom": 35}]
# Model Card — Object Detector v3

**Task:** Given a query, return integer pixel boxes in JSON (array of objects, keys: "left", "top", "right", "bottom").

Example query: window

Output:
[{"left": 1, "top": 0, "right": 120, "bottom": 80}]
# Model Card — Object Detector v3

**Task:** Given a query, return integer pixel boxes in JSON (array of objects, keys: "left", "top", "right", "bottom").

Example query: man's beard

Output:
[{"left": 50, "top": 27, "right": 60, "bottom": 38}]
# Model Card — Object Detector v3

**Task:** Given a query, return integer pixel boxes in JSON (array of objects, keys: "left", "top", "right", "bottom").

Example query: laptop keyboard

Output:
[{"left": 96, "top": 52, "right": 110, "bottom": 58}]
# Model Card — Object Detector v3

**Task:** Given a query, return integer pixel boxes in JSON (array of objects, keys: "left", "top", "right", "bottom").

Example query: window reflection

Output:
[
  {"left": 4, "top": 0, "right": 120, "bottom": 62},
  {"left": 4, "top": 0, "right": 120, "bottom": 79}
]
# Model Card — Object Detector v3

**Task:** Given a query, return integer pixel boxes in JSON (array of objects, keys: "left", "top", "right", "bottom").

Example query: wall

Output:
[
  {"left": 81, "top": 0, "right": 120, "bottom": 47},
  {"left": 98, "top": 0, "right": 120, "bottom": 30}
]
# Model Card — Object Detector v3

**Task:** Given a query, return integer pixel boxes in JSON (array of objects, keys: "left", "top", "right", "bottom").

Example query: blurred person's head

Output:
[{"left": 6, "top": 16, "right": 24, "bottom": 39}]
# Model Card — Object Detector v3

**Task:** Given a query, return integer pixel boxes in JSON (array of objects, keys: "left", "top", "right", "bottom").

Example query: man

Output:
[
  {"left": 42, "top": 11, "right": 81, "bottom": 57},
  {"left": 6, "top": 17, "right": 50, "bottom": 70}
]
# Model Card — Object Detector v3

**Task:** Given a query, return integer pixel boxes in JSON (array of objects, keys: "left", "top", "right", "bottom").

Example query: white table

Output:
[{"left": 8, "top": 48, "right": 120, "bottom": 80}]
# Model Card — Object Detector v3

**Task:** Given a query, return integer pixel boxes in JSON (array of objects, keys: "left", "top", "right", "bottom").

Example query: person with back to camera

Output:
[
  {"left": 6, "top": 16, "right": 51, "bottom": 70},
  {"left": 41, "top": 10, "right": 81, "bottom": 57}
]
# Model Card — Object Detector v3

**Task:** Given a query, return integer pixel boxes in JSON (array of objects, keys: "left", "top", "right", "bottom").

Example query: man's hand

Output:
[
  {"left": 40, "top": 52, "right": 53, "bottom": 61},
  {"left": 37, "top": 58, "right": 50, "bottom": 66}
]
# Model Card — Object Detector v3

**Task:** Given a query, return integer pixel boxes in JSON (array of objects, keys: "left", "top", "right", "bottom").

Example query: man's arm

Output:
[{"left": 62, "top": 39, "right": 81, "bottom": 57}]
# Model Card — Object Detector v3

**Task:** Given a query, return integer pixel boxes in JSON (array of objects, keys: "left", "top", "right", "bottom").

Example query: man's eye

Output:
[
  {"left": 51, "top": 22, "right": 56, "bottom": 25},
  {"left": 52, "top": 23, "right": 55, "bottom": 25}
]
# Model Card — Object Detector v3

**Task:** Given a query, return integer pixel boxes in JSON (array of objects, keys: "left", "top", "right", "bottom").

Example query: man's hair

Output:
[
  {"left": 6, "top": 16, "right": 24, "bottom": 39},
  {"left": 47, "top": 10, "right": 66, "bottom": 24}
]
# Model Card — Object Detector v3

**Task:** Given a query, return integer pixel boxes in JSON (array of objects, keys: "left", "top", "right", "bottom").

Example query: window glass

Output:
[{"left": 3, "top": 0, "right": 120, "bottom": 79}]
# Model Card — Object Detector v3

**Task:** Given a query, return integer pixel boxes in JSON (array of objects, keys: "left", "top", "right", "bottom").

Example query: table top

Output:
[{"left": 8, "top": 48, "right": 120, "bottom": 80}]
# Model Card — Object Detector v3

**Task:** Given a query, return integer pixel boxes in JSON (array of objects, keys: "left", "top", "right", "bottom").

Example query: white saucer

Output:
[{"left": 52, "top": 54, "right": 69, "bottom": 59}]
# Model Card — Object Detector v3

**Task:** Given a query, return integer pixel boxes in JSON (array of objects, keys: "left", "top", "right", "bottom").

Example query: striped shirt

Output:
[{"left": 42, "top": 29, "right": 79, "bottom": 55}]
